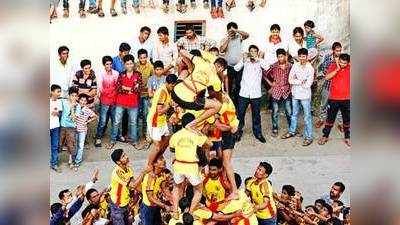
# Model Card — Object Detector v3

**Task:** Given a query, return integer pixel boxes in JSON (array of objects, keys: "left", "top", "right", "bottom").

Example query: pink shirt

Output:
[{"left": 98, "top": 69, "right": 119, "bottom": 105}]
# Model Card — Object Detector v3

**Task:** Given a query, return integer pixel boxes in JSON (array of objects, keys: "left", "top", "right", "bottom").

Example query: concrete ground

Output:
[{"left": 50, "top": 110, "right": 350, "bottom": 224}]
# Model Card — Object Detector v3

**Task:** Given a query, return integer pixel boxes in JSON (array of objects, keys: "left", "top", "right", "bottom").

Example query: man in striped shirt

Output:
[{"left": 263, "top": 48, "right": 292, "bottom": 137}]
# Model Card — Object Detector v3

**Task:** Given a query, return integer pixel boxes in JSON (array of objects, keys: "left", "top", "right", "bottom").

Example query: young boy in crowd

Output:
[
  {"left": 60, "top": 87, "right": 79, "bottom": 170},
  {"left": 74, "top": 94, "right": 98, "bottom": 170},
  {"left": 318, "top": 54, "right": 351, "bottom": 147},
  {"left": 95, "top": 55, "right": 119, "bottom": 147},
  {"left": 50, "top": 84, "right": 62, "bottom": 173},
  {"left": 113, "top": 43, "right": 132, "bottom": 74},
  {"left": 282, "top": 48, "right": 314, "bottom": 146},
  {"left": 169, "top": 113, "right": 212, "bottom": 216},
  {"left": 148, "top": 61, "right": 166, "bottom": 98},
  {"left": 109, "top": 54, "right": 142, "bottom": 149},
  {"left": 246, "top": 162, "right": 277, "bottom": 225},
  {"left": 304, "top": 20, "right": 324, "bottom": 57},
  {"left": 137, "top": 49, "right": 154, "bottom": 149},
  {"left": 146, "top": 74, "right": 178, "bottom": 169},
  {"left": 263, "top": 48, "right": 292, "bottom": 137}
]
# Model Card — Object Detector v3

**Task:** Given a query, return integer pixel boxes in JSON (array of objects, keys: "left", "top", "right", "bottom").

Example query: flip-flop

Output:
[{"left": 302, "top": 139, "right": 313, "bottom": 146}]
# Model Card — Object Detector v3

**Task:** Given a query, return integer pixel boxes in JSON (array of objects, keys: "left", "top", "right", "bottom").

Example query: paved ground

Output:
[{"left": 50, "top": 110, "right": 350, "bottom": 224}]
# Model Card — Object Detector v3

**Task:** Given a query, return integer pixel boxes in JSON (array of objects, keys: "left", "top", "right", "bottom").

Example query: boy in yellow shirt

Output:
[
  {"left": 213, "top": 93, "right": 239, "bottom": 201},
  {"left": 169, "top": 113, "right": 212, "bottom": 215},
  {"left": 146, "top": 74, "right": 178, "bottom": 169},
  {"left": 140, "top": 156, "right": 171, "bottom": 225},
  {"left": 109, "top": 148, "right": 145, "bottom": 225},
  {"left": 246, "top": 162, "right": 277, "bottom": 225}
]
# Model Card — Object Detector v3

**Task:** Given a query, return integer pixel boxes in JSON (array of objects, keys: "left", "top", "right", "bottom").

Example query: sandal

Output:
[
  {"left": 97, "top": 8, "right": 105, "bottom": 17},
  {"left": 281, "top": 132, "right": 294, "bottom": 139},
  {"left": 94, "top": 139, "right": 102, "bottom": 147},
  {"left": 271, "top": 130, "right": 278, "bottom": 138},
  {"left": 302, "top": 139, "right": 313, "bottom": 146},
  {"left": 225, "top": 1, "right": 233, "bottom": 11},
  {"left": 110, "top": 8, "right": 118, "bottom": 16},
  {"left": 79, "top": 9, "right": 86, "bottom": 18},
  {"left": 318, "top": 137, "right": 328, "bottom": 145},
  {"left": 63, "top": 9, "right": 69, "bottom": 18}
]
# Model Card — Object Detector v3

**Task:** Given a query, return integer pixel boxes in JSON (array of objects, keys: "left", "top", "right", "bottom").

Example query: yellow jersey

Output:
[
  {"left": 218, "top": 94, "right": 239, "bottom": 128},
  {"left": 246, "top": 178, "right": 277, "bottom": 219},
  {"left": 169, "top": 128, "right": 208, "bottom": 177},
  {"left": 110, "top": 165, "right": 134, "bottom": 207},
  {"left": 173, "top": 52, "right": 221, "bottom": 102},
  {"left": 193, "top": 207, "right": 213, "bottom": 225},
  {"left": 220, "top": 190, "right": 258, "bottom": 225},
  {"left": 147, "top": 84, "right": 171, "bottom": 128},
  {"left": 141, "top": 171, "right": 166, "bottom": 207},
  {"left": 203, "top": 175, "right": 229, "bottom": 212}
]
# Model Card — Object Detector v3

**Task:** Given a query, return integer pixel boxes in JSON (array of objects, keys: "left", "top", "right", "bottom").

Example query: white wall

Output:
[{"left": 50, "top": 0, "right": 349, "bottom": 70}]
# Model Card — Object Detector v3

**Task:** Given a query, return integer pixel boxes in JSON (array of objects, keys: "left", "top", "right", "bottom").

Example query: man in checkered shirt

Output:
[{"left": 263, "top": 48, "right": 292, "bottom": 137}]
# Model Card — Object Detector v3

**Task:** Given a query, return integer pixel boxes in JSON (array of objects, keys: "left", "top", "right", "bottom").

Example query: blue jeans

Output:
[
  {"left": 237, "top": 96, "right": 263, "bottom": 137},
  {"left": 211, "top": 0, "right": 222, "bottom": 7},
  {"left": 96, "top": 104, "right": 115, "bottom": 139},
  {"left": 258, "top": 217, "right": 277, "bottom": 225},
  {"left": 74, "top": 131, "right": 86, "bottom": 165},
  {"left": 89, "top": 0, "right": 96, "bottom": 7},
  {"left": 139, "top": 203, "right": 162, "bottom": 225},
  {"left": 110, "top": 203, "right": 130, "bottom": 225},
  {"left": 289, "top": 98, "right": 313, "bottom": 140},
  {"left": 50, "top": 127, "right": 60, "bottom": 167},
  {"left": 111, "top": 106, "right": 139, "bottom": 142},
  {"left": 138, "top": 96, "right": 149, "bottom": 139},
  {"left": 271, "top": 97, "right": 292, "bottom": 131}
]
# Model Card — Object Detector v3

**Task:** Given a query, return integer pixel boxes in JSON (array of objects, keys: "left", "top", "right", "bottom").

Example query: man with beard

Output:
[{"left": 320, "top": 182, "right": 346, "bottom": 206}]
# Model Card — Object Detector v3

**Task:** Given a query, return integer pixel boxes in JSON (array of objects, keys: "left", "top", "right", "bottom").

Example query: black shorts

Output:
[
  {"left": 171, "top": 84, "right": 205, "bottom": 111},
  {"left": 221, "top": 131, "right": 235, "bottom": 150},
  {"left": 211, "top": 141, "right": 222, "bottom": 151}
]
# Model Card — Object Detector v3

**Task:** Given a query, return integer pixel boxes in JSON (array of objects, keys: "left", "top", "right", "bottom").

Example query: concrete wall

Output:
[{"left": 50, "top": 0, "right": 349, "bottom": 70}]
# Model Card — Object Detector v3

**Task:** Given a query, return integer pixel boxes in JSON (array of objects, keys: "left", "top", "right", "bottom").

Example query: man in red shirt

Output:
[
  {"left": 318, "top": 54, "right": 350, "bottom": 147},
  {"left": 109, "top": 54, "right": 142, "bottom": 149}
]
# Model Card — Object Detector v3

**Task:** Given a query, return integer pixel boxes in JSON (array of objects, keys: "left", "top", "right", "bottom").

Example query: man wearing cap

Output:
[{"left": 109, "top": 149, "right": 145, "bottom": 225}]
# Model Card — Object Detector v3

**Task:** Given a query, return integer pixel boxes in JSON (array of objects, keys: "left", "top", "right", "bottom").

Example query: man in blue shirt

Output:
[{"left": 113, "top": 43, "right": 131, "bottom": 74}]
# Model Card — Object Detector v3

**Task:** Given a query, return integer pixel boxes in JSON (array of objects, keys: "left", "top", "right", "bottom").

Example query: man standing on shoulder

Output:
[{"left": 220, "top": 22, "right": 249, "bottom": 107}]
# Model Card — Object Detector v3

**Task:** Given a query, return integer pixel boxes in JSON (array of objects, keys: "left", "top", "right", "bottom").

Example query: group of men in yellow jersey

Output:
[{"left": 107, "top": 47, "right": 278, "bottom": 225}]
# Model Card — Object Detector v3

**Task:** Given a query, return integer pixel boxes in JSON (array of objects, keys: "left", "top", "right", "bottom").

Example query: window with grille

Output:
[{"left": 174, "top": 20, "right": 206, "bottom": 42}]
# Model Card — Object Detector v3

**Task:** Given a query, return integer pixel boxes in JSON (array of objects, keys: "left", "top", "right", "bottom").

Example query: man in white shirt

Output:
[
  {"left": 130, "top": 26, "right": 153, "bottom": 62},
  {"left": 263, "top": 24, "right": 288, "bottom": 66},
  {"left": 234, "top": 45, "right": 269, "bottom": 143},
  {"left": 282, "top": 48, "right": 314, "bottom": 146},
  {"left": 152, "top": 26, "right": 178, "bottom": 75},
  {"left": 50, "top": 46, "right": 76, "bottom": 98}
]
